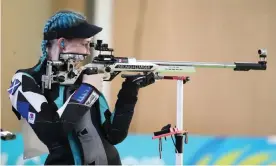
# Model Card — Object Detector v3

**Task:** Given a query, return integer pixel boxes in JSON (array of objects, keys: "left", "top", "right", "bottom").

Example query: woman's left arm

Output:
[{"left": 101, "top": 73, "right": 155, "bottom": 145}]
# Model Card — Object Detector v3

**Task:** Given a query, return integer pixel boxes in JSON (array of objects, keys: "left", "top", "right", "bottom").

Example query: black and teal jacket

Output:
[{"left": 7, "top": 61, "right": 139, "bottom": 165}]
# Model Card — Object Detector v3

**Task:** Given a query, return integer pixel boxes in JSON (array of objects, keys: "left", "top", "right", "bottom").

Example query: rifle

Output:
[
  {"left": 41, "top": 39, "right": 267, "bottom": 92},
  {"left": 41, "top": 39, "right": 267, "bottom": 165}
]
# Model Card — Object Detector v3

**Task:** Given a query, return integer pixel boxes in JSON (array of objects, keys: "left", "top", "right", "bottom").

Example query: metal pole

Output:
[{"left": 175, "top": 80, "right": 184, "bottom": 165}]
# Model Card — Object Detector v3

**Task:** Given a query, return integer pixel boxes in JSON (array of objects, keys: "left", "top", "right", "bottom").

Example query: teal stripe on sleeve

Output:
[{"left": 98, "top": 94, "right": 115, "bottom": 124}]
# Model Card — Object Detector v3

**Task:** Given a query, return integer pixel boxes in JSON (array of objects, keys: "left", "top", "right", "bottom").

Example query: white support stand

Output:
[
  {"left": 175, "top": 80, "right": 184, "bottom": 165},
  {"left": 151, "top": 76, "right": 189, "bottom": 166}
]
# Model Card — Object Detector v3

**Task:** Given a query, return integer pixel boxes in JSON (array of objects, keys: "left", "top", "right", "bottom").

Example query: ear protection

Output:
[{"left": 60, "top": 39, "right": 65, "bottom": 49}]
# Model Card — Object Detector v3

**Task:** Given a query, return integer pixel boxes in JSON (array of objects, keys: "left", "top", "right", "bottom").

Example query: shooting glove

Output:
[
  {"left": 124, "top": 72, "right": 155, "bottom": 88},
  {"left": 116, "top": 73, "right": 154, "bottom": 105}
]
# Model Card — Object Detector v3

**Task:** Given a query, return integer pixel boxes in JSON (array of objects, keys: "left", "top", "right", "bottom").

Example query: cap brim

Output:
[
  {"left": 43, "top": 21, "right": 103, "bottom": 40},
  {"left": 80, "top": 22, "right": 103, "bottom": 38}
]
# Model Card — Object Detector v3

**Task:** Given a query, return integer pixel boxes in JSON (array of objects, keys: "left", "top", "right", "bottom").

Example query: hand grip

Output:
[
  {"left": 83, "top": 67, "right": 98, "bottom": 75},
  {"left": 121, "top": 74, "right": 144, "bottom": 79}
]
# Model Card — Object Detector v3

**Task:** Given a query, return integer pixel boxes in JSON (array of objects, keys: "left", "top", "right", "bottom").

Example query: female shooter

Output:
[{"left": 7, "top": 10, "right": 155, "bottom": 165}]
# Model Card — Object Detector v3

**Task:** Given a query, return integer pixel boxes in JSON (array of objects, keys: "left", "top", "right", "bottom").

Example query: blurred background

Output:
[{"left": 1, "top": 0, "right": 276, "bottom": 165}]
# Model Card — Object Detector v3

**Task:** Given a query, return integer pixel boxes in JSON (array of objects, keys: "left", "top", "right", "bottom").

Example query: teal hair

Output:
[{"left": 34, "top": 10, "right": 87, "bottom": 72}]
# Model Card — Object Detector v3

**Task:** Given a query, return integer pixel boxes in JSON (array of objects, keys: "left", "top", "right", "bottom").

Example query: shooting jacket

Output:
[{"left": 7, "top": 61, "right": 138, "bottom": 165}]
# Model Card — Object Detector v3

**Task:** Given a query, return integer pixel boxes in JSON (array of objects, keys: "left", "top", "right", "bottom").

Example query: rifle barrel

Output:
[
  {"left": 137, "top": 60, "right": 236, "bottom": 69},
  {"left": 137, "top": 60, "right": 266, "bottom": 71}
]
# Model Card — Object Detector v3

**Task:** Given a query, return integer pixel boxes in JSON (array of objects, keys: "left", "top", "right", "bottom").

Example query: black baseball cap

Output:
[{"left": 43, "top": 20, "right": 102, "bottom": 40}]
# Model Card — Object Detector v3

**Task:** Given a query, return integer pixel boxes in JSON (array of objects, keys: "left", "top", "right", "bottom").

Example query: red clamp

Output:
[
  {"left": 152, "top": 124, "right": 188, "bottom": 159},
  {"left": 152, "top": 127, "right": 188, "bottom": 140}
]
